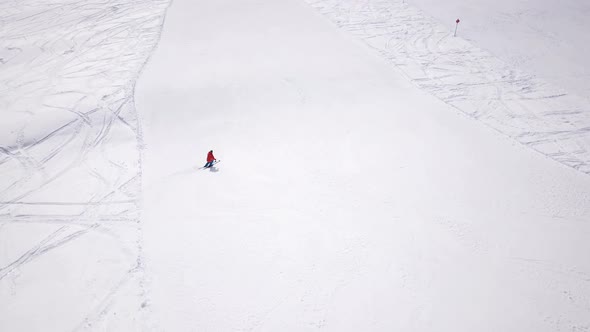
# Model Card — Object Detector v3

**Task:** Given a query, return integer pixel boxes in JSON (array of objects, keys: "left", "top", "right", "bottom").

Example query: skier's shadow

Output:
[{"left": 208, "top": 166, "right": 219, "bottom": 173}]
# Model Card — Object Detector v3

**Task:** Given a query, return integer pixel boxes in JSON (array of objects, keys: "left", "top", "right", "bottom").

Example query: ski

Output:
[{"left": 198, "top": 160, "right": 221, "bottom": 170}]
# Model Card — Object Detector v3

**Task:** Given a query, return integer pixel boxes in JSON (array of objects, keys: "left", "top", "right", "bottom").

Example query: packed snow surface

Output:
[
  {"left": 2, "top": 0, "right": 590, "bottom": 331},
  {"left": 306, "top": 0, "right": 590, "bottom": 174},
  {"left": 409, "top": 0, "right": 590, "bottom": 100}
]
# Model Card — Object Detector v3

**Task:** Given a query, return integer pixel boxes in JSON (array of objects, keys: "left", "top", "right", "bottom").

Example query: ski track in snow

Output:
[
  {"left": 304, "top": 0, "right": 590, "bottom": 175},
  {"left": 0, "top": 0, "right": 169, "bottom": 330}
]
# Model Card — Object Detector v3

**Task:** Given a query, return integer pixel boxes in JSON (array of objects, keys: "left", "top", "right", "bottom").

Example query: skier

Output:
[{"left": 204, "top": 150, "right": 216, "bottom": 168}]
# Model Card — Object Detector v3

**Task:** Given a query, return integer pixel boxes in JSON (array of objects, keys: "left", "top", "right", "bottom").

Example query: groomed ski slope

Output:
[{"left": 137, "top": 0, "right": 590, "bottom": 330}]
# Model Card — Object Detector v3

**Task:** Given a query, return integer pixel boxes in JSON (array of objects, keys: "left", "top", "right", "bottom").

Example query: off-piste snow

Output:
[{"left": 1, "top": 0, "right": 590, "bottom": 331}]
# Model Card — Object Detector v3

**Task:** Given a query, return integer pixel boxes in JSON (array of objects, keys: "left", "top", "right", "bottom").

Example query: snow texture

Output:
[
  {"left": 0, "top": 0, "right": 168, "bottom": 330},
  {"left": 1, "top": 0, "right": 590, "bottom": 331},
  {"left": 305, "top": 0, "right": 590, "bottom": 175}
]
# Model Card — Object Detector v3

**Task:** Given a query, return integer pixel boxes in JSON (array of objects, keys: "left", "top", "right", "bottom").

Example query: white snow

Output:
[
  {"left": 2, "top": 0, "right": 590, "bottom": 330},
  {"left": 408, "top": 0, "right": 590, "bottom": 100},
  {"left": 0, "top": 0, "right": 168, "bottom": 330},
  {"left": 305, "top": 0, "right": 590, "bottom": 174}
]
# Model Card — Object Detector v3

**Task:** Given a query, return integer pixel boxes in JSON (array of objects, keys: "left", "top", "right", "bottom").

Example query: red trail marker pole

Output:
[{"left": 454, "top": 18, "right": 460, "bottom": 37}]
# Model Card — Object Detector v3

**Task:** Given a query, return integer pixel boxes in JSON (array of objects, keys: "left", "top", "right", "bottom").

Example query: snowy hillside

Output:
[
  {"left": 409, "top": 0, "right": 590, "bottom": 100},
  {"left": 306, "top": 0, "right": 590, "bottom": 175},
  {"left": 2, "top": 0, "right": 590, "bottom": 331},
  {"left": 0, "top": 1, "right": 168, "bottom": 330}
]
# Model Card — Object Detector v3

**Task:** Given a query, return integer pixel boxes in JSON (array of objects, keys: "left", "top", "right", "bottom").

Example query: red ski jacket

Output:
[{"left": 207, "top": 151, "right": 215, "bottom": 162}]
